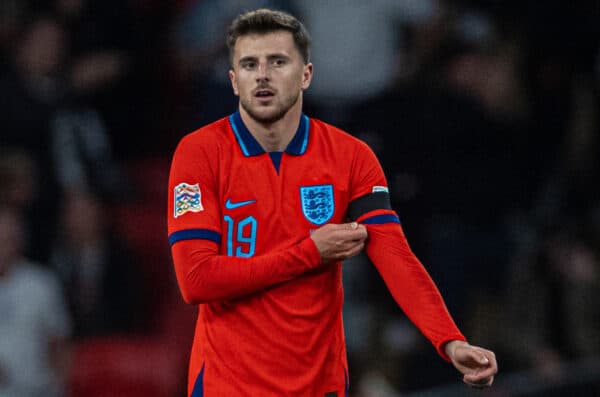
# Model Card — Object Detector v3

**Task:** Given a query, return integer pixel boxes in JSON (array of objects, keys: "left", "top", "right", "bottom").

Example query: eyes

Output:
[{"left": 239, "top": 57, "right": 288, "bottom": 71}]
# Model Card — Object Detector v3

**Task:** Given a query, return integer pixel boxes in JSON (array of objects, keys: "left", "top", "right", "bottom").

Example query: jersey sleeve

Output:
[
  {"left": 347, "top": 140, "right": 465, "bottom": 360},
  {"left": 167, "top": 132, "right": 222, "bottom": 245},
  {"left": 171, "top": 238, "right": 322, "bottom": 303},
  {"left": 365, "top": 222, "right": 466, "bottom": 360},
  {"left": 167, "top": 131, "right": 322, "bottom": 304}
]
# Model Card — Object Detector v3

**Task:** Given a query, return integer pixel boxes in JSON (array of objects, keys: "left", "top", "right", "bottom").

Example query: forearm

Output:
[
  {"left": 364, "top": 222, "right": 466, "bottom": 360},
  {"left": 171, "top": 237, "right": 322, "bottom": 304}
]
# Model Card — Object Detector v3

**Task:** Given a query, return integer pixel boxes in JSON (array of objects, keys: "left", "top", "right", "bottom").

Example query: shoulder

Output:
[
  {"left": 14, "top": 260, "right": 54, "bottom": 282},
  {"left": 172, "top": 116, "right": 233, "bottom": 166},
  {"left": 12, "top": 260, "right": 63, "bottom": 299},
  {"left": 177, "top": 116, "right": 231, "bottom": 149},
  {"left": 310, "top": 117, "right": 371, "bottom": 148}
]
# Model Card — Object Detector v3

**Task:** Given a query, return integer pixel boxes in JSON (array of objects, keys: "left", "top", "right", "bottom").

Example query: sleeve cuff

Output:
[{"left": 299, "top": 236, "right": 322, "bottom": 268}]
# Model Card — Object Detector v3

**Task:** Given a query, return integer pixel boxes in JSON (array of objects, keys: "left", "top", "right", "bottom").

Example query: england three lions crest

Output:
[{"left": 300, "top": 184, "right": 334, "bottom": 225}]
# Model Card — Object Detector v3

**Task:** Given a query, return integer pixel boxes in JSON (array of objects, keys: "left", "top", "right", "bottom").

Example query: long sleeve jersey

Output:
[{"left": 167, "top": 112, "right": 465, "bottom": 397}]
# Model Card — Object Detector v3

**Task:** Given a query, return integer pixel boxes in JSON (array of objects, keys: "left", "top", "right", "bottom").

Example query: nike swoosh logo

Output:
[{"left": 225, "top": 198, "right": 256, "bottom": 209}]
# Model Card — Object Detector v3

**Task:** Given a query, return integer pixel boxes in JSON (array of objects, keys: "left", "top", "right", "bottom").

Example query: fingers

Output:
[
  {"left": 484, "top": 349, "right": 498, "bottom": 374},
  {"left": 463, "top": 365, "right": 496, "bottom": 386},
  {"left": 473, "top": 349, "right": 497, "bottom": 375},
  {"left": 330, "top": 237, "right": 365, "bottom": 260},
  {"left": 464, "top": 366, "right": 495, "bottom": 388},
  {"left": 463, "top": 365, "right": 495, "bottom": 388},
  {"left": 457, "top": 345, "right": 496, "bottom": 369},
  {"left": 311, "top": 222, "right": 368, "bottom": 262},
  {"left": 464, "top": 375, "right": 494, "bottom": 389},
  {"left": 453, "top": 345, "right": 497, "bottom": 389},
  {"left": 338, "top": 222, "right": 368, "bottom": 239},
  {"left": 342, "top": 240, "right": 365, "bottom": 259},
  {"left": 317, "top": 222, "right": 368, "bottom": 240}
]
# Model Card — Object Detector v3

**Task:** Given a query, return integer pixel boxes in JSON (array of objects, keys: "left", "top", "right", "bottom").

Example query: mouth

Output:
[{"left": 254, "top": 88, "right": 275, "bottom": 100}]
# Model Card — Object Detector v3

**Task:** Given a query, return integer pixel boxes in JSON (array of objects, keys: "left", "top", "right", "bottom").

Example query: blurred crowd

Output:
[{"left": 0, "top": 1, "right": 599, "bottom": 396}]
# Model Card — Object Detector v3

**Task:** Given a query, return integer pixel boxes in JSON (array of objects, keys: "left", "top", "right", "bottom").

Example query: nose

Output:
[{"left": 256, "top": 62, "right": 269, "bottom": 82}]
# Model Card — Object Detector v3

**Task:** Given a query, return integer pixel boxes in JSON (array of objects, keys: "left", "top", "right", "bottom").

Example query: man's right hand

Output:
[{"left": 310, "top": 222, "right": 368, "bottom": 263}]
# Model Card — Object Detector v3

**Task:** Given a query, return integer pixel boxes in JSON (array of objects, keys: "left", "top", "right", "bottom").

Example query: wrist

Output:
[
  {"left": 444, "top": 340, "right": 468, "bottom": 360},
  {"left": 302, "top": 236, "right": 323, "bottom": 267}
]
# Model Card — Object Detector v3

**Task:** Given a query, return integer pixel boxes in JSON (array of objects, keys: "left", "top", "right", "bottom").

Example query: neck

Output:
[{"left": 239, "top": 101, "right": 303, "bottom": 152}]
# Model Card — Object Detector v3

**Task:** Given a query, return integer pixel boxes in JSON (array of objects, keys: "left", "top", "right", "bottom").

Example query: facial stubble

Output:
[{"left": 240, "top": 89, "right": 301, "bottom": 125}]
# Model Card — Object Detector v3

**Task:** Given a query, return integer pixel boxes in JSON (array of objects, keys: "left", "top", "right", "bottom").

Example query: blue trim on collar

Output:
[
  {"left": 286, "top": 114, "right": 310, "bottom": 155},
  {"left": 269, "top": 152, "right": 283, "bottom": 173},
  {"left": 228, "top": 111, "right": 310, "bottom": 157},
  {"left": 229, "top": 112, "right": 263, "bottom": 156}
]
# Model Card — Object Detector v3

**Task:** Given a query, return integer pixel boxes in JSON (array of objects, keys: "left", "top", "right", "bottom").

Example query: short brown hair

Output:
[{"left": 227, "top": 9, "right": 311, "bottom": 65}]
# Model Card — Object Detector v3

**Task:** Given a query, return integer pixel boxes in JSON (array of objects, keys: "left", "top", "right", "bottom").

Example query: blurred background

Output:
[{"left": 0, "top": 0, "right": 599, "bottom": 396}]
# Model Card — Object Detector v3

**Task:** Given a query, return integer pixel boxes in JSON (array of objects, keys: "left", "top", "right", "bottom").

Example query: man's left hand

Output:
[{"left": 445, "top": 340, "right": 498, "bottom": 388}]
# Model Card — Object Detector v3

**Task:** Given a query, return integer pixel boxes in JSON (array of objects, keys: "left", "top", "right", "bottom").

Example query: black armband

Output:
[{"left": 347, "top": 191, "right": 392, "bottom": 221}]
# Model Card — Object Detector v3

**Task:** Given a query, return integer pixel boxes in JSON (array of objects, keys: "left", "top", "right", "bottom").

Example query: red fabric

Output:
[
  {"left": 363, "top": 220, "right": 466, "bottom": 360},
  {"left": 167, "top": 115, "right": 464, "bottom": 395},
  {"left": 168, "top": 116, "right": 386, "bottom": 396},
  {"left": 171, "top": 237, "right": 321, "bottom": 303}
]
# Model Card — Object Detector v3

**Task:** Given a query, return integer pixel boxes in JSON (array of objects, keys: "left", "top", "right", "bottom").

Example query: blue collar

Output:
[{"left": 228, "top": 111, "right": 310, "bottom": 157}]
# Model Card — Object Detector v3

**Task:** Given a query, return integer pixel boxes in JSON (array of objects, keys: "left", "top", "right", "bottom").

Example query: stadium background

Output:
[{"left": 1, "top": 0, "right": 599, "bottom": 396}]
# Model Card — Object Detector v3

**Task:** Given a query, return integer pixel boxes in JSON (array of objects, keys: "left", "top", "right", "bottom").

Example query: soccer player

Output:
[{"left": 168, "top": 9, "right": 497, "bottom": 396}]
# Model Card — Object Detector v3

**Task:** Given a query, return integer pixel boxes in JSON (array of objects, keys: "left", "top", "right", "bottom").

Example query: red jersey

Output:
[{"left": 167, "top": 112, "right": 465, "bottom": 396}]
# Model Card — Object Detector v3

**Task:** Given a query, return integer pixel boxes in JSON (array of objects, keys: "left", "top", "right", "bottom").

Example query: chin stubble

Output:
[{"left": 241, "top": 91, "right": 300, "bottom": 124}]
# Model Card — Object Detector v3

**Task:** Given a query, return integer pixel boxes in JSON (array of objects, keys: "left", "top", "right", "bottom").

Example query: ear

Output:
[
  {"left": 301, "top": 63, "right": 313, "bottom": 91},
  {"left": 229, "top": 69, "right": 239, "bottom": 96}
]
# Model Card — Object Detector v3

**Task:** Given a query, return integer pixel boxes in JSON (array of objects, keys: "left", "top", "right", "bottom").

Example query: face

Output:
[
  {"left": 229, "top": 31, "right": 312, "bottom": 124},
  {"left": 19, "top": 18, "right": 66, "bottom": 76}
]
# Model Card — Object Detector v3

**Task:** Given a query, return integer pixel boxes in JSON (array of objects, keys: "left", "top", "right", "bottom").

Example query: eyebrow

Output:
[
  {"left": 238, "top": 56, "right": 257, "bottom": 65},
  {"left": 238, "top": 53, "right": 290, "bottom": 65}
]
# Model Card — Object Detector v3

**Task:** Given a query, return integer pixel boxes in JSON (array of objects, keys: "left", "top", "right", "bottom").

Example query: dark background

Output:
[{"left": 1, "top": 1, "right": 599, "bottom": 396}]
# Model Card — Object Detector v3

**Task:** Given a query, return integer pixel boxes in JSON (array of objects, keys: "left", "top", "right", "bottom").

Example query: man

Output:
[
  {"left": 168, "top": 9, "right": 497, "bottom": 396},
  {"left": 0, "top": 206, "right": 71, "bottom": 397}
]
